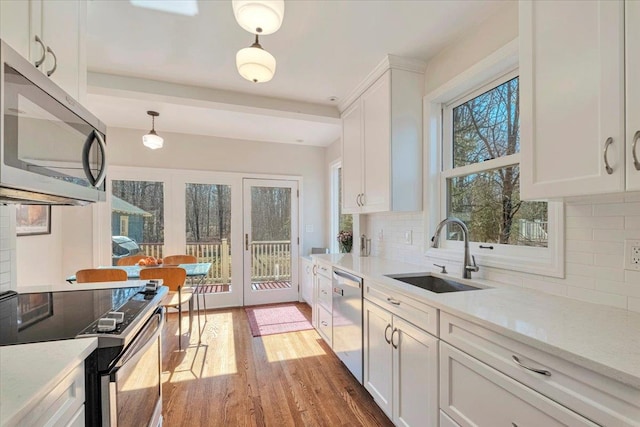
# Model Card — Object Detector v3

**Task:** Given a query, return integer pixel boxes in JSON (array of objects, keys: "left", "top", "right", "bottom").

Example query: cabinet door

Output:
[
  {"left": 362, "top": 71, "right": 391, "bottom": 213},
  {"left": 342, "top": 100, "right": 363, "bottom": 214},
  {"left": 299, "top": 258, "right": 312, "bottom": 304},
  {"left": 0, "top": 0, "right": 31, "bottom": 59},
  {"left": 440, "top": 343, "right": 597, "bottom": 427},
  {"left": 40, "top": 0, "right": 83, "bottom": 99},
  {"left": 311, "top": 267, "right": 318, "bottom": 328},
  {"left": 363, "top": 300, "right": 393, "bottom": 418},
  {"left": 520, "top": 0, "right": 625, "bottom": 199},
  {"left": 392, "top": 317, "right": 438, "bottom": 427},
  {"left": 627, "top": 0, "right": 640, "bottom": 191}
]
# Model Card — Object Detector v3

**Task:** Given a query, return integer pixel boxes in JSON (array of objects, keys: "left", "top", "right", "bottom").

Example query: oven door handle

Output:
[{"left": 109, "top": 310, "right": 164, "bottom": 378}]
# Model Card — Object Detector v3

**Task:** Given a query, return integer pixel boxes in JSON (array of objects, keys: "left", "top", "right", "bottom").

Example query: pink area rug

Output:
[{"left": 245, "top": 303, "right": 313, "bottom": 337}]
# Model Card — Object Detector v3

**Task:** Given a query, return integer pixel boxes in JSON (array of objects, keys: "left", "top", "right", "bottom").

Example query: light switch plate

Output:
[
  {"left": 624, "top": 240, "right": 640, "bottom": 271},
  {"left": 404, "top": 230, "right": 412, "bottom": 245},
  {"left": 305, "top": 225, "right": 314, "bottom": 233}
]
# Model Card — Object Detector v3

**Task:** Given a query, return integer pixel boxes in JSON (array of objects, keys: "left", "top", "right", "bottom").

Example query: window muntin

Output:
[{"left": 443, "top": 73, "right": 548, "bottom": 249}]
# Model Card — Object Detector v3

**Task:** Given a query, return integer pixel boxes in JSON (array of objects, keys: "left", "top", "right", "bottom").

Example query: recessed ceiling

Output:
[{"left": 86, "top": 0, "right": 511, "bottom": 144}]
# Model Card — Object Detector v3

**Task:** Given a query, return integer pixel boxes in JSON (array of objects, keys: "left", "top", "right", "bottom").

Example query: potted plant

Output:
[{"left": 337, "top": 230, "right": 353, "bottom": 253}]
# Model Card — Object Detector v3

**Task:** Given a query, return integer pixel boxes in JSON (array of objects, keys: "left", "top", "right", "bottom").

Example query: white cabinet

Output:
[
  {"left": 440, "top": 343, "right": 596, "bottom": 427},
  {"left": 363, "top": 299, "right": 438, "bottom": 427},
  {"left": 0, "top": 0, "right": 86, "bottom": 100},
  {"left": 626, "top": 0, "right": 640, "bottom": 191},
  {"left": 520, "top": 0, "right": 633, "bottom": 199},
  {"left": 311, "top": 259, "right": 332, "bottom": 344},
  {"left": 299, "top": 257, "right": 313, "bottom": 304},
  {"left": 341, "top": 58, "right": 424, "bottom": 214}
]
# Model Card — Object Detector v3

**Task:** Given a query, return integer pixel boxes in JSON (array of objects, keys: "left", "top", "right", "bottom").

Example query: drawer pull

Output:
[
  {"left": 321, "top": 321, "right": 328, "bottom": 327},
  {"left": 603, "top": 137, "right": 614, "bottom": 175},
  {"left": 511, "top": 355, "right": 551, "bottom": 377},
  {"left": 386, "top": 297, "right": 401, "bottom": 306},
  {"left": 384, "top": 324, "right": 392, "bottom": 344},
  {"left": 512, "top": 423, "right": 518, "bottom": 427},
  {"left": 391, "top": 328, "right": 399, "bottom": 349}
]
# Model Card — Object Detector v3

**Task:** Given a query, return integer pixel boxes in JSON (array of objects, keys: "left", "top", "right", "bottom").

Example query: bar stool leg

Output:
[{"left": 178, "top": 291, "right": 183, "bottom": 351}]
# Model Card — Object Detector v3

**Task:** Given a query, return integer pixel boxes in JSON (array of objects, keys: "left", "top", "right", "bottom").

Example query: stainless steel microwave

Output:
[{"left": 0, "top": 39, "right": 107, "bottom": 205}]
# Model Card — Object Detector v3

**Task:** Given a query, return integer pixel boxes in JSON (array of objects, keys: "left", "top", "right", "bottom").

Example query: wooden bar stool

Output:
[
  {"left": 76, "top": 268, "right": 128, "bottom": 283},
  {"left": 163, "top": 254, "right": 207, "bottom": 318},
  {"left": 116, "top": 254, "right": 147, "bottom": 266}
]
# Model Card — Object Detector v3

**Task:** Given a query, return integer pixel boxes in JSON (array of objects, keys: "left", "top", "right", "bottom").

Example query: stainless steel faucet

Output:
[{"left": 431, "top": 217, "right": 479, "bottom": 279}]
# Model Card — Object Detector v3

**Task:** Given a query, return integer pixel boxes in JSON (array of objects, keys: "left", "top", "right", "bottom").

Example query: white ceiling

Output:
[{"left": 86, "top": 0, "right": 511, "bottom": 146}]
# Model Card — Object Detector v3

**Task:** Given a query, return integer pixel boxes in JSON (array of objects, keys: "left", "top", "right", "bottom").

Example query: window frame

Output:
[{"left": 423, "top": 41, "right": 564, "bottom": 278}]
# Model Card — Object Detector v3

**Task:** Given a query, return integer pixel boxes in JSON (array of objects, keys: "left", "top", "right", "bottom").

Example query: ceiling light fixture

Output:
[
  {"left": 232, "top": 0, "right": 285, "bottom": 35},
  {"left": 142, "top": 111, "right": 164, "bottom": 149},
  {"left": 236, "top": 34, "right": 276, "bottom": 83}
]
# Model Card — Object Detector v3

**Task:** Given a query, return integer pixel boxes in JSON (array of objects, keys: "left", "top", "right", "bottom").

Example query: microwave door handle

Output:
[
  {"left": 93, "top": 131, "right": 107, "bottom": 188},
  {"left": 82, "top": 130, "right": 107, "bottom": 188}
]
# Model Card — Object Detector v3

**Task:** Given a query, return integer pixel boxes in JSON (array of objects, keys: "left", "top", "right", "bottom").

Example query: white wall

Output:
[
  {"left": 358, "top": 2, "right": 640, "bottom": 312},
  {"left": 325, "top": 139, "right": 341, "bottom": 249}
]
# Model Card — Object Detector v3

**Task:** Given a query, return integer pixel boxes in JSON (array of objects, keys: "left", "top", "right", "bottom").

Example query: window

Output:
[
  {"left": 427, "top": 59, "right": 563, "bottom": 277},
  {"left": 330, "top": 162, "right": 352, "bottom": 253},
  {"left": 443, "top": 74, "right": 548, "bottom": 248}
]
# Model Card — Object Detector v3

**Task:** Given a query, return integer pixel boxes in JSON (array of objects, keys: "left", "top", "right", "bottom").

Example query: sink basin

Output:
[{"left": 385, "top": 273, "right": 485, "bottom": 293}]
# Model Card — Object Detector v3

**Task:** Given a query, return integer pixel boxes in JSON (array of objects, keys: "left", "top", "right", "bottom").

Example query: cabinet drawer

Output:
[
  {"left": 316, "top": 261, "right": 332, "bottom": 279},
  {"left": 440, "top": 343, "right": 597, "bottom": 427},
  {"left": 318, "top": 306, "right": 332, "bottom": 346},
  {"left": 317, "top": 274, "right": 332, "bottom": 312},
  {"left": 16, "top": 362, "right": 85, "bottom": 427},
  {"left": 440, "top": 312, "right": 640, "bottom": 426},
  {"left": 365, "top": 280, "right": 438, "bottom": 336}
]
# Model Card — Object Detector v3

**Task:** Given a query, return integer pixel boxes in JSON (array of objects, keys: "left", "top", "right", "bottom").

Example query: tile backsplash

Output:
[
  {"left": 0, "top": 205, "right": 16, "bottom": 293},
  {"left": 362, "top": 194, "right": 640, "bottom": 313}
]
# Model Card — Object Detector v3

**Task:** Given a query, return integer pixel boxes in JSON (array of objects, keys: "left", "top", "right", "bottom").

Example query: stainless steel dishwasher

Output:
[{"left": 332, "top": 269, "right": 363, "bottom": 384}]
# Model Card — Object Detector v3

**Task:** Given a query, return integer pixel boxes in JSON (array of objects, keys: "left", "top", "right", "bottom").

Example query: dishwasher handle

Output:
[{"left": 333, "top": 269, "right": 362, "bottom": 289}]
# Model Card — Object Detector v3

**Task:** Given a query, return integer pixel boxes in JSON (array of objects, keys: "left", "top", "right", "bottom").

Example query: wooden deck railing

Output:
[{"left": 138, "top": 239, "right": 291, "bottom": 284}]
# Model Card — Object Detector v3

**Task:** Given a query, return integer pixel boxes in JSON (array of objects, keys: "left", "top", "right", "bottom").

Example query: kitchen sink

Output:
[{"left": 385, "top": 273, "right": 486, "bottom": 293}]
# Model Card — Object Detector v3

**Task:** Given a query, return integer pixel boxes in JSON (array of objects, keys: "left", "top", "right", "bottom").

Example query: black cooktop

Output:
[{"left": 0, "top": 286, "right": 150, "bottom": 346}]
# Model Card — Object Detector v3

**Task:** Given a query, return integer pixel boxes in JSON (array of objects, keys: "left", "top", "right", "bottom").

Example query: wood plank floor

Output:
[{"left": 161, "top": 303, "right": 393, "bottom": 427}]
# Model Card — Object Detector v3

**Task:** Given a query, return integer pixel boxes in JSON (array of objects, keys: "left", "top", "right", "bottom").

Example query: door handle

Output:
[
  {"left": 632, "top": 130, "right": 640, "bottom": 171},
  {"left": 245, "top": 234, "right": 249, "bottom": 250},
  {"left": 34, "top": 35, "right": 46, "bottom": 68},
  {"left": 391, "top": 328, "right": 399, "bottom": 349},
  {"left": 81, "top": 130, "right": 107, "bottom": 188},
  {"left": 384, "top": 324, "right": 392, "bottom": 344},
  {"left": 46, "top": 46, "right": 57, "bottom": 77}
]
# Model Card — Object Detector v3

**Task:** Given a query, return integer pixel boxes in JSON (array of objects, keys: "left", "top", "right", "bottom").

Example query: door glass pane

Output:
[
  {"left": 185, "top": 183, "right": 232, "bottom": 293},
  {"left": 250, "top": 187, "right": 292, "bottom": 291},
  {"left": 111, "top": 180, "right": 164, "bottom": 265}
]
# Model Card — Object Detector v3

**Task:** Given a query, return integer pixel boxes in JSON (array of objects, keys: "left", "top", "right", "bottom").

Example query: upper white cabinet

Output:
[
  {"left": 520, "top": 0, "right": 627, "bottom": 199},
  {"left": 341, "top": 56, "right": 424, "bottom": 214},
  {"left": 1, "top": 0, "right": 86, "bottom": 100},
  {"left": 626, "top": 0, "right": 640, "bottom": 191}
]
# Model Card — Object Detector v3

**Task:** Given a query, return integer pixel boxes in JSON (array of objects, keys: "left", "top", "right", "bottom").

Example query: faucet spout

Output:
[{"left": 431, "top": 217, "right": 479, "bottom": 279}]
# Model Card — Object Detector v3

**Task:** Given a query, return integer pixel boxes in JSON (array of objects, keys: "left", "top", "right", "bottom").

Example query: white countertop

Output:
[
  {"left": 16, "top": 279, "right": 150, "bottom": 293},
  {"left": 0, "top": 338, "right": 98, "bottom": 426},
  {"left": 313, "top": 254, "right": 640, "bottom": 389}
]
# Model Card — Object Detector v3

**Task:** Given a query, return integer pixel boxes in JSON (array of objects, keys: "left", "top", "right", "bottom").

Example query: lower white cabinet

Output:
[
  {"left": 299, "top": 257, "right": 313, "bottom": 304},
  {"left": 440, "top": 342, "right": 596, "bottom": 426},
  {"left": 363, "top": 299, "right": 438, "bottom": 427}
]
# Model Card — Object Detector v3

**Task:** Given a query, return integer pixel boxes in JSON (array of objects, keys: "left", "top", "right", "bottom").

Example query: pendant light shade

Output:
[
  {"left": 143, "top": 111, "right": 164, "bottom": 149},
  {"left": 232, "top": 0, "right": 284, "bottom": 35},
  {"left": 236, "top": 35, "right": 276, "bottom": 83}
]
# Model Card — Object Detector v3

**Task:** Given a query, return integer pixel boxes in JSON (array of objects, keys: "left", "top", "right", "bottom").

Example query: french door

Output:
[{"left": 243, "top": 179, "right": 299, "bottom": 306}]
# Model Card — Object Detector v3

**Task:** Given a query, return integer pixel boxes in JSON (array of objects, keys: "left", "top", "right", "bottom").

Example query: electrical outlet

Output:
[
  {"left": 624, "top": 240, "right": 640, "bottom": 271},
  {"left": 404, "top": 230, "right": 412, "bottom": 245}
]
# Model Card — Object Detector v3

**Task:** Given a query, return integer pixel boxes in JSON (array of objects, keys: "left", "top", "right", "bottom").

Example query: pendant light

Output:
[
  {"left": 236, "top": 34, "right": 276, "bottom": 83},
  {"left": 142, "top": 111, "right": 163, "bottom": 150},
  {"left": 232, "top": 0, "right": 284, "bottom": 35}
]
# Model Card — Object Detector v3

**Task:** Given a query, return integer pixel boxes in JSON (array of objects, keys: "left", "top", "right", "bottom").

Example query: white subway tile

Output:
[
  {"left": 624, "top": 270, "right": 640, "bottom": 284},
  {"left": 566, "top": 228, "right": 593, "bottom": 241},
  {"left": 565, "top": 240, "right": 623, "bottom": 255},
  {"left": 624, "top": 192, "right": 640, "bottom": 202},
  {"left": 625, "top": 216, "right": 640, "bottom": 230},
  {"left": 566, "top": 252, "right": 594, "bottom": 265},
  {"left": 566, "top": 287, "right": 628, "bottom": 309},
  {"left": 595, "top": 279, "right": 640, "bottom": 297},
  {"left": 594, "top": 253, "right": 623, "bottom": 268},
  {"left": 565, "top": 204, "right": 593, "bottom": 217},
  {"left": 566, "top": 216, "right": 624, "bottom": 229},
  {"left": 594, "top": 202, "right": 640, "bottom": 217},
  {"left": 628, "top": 297, "right": 640, "bottom": 313},
  {"left": 521, "top": 277, "right": 568, "bottom": 296},
  {"left": 593, "top": 229, "right": 640, "bottom": 242}
]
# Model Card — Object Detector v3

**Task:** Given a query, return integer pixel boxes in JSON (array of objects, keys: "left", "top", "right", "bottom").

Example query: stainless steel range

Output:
[{"left": 0, "top": 283, "right": 168, "bottom": 426}]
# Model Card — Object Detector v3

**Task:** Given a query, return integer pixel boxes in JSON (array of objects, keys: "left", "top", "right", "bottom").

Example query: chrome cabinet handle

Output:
[
  {"left": 321, "top": 321, "right": 328, "bottom": 327},
  {"left": 356, "top": 193, "right": 362, "bottom": 206},
  {"left": 46, "top": 46, "right": 57, "bottom": 77},
  {"left": 633, "top": 131, "right": 640, "bottom": 171},
  {"left": 391, "top": 328, "right": 399, "bottom": 349},
  {"left": 386, "top": 297, "right": 400, "bottom": 306},
  {"left": 384, "top": 324, "right": 392, "bottom": 344},
  {"left": 511, "top": 355, "right": 551, "bottom": 376},
  {"left": 34, "top": 35, "right": 46, "bottom": 68},
  {"left": 604, "top": 137, "right": 614, "bottom": 175},
  {"left": 360, "top": 193, "right": 365, "bottom": 206},
  {"left": 312, "top": 265, "right": 317, "bottom": 275}
]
